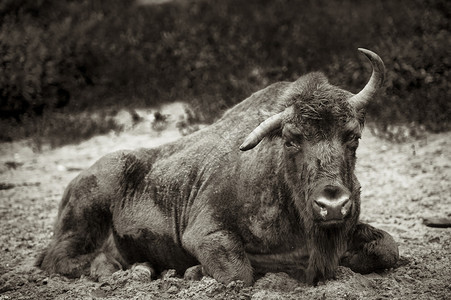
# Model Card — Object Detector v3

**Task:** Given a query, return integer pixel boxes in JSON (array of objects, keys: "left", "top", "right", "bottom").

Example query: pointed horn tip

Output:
[
  {"left": 239, "top": 137, "right": 254, "bottom": 151},
  {"left": 357, "top": 48, "right": 378, "bottom": 58},
  {"left": 349, "top": 48, "right": 385, "bottom": 109},
  {"left": 240, "top": 142, "right": 255, "bottom": 151},
  {"left": 239, "top": 144, "right": 248, "bottom": 151},
  {"left": 357, "top": 48, "right": 385, "bottom": 72},
  {"left": 239, "top": 110, "right": 288, "bottom": 151},
  {"left": 240, "top": 135, "right": 258, "bottom": 151}
]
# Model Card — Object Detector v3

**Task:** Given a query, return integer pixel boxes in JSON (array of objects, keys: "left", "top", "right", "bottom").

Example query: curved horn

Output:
[
  {"left": 240, "top": 111, "right": 286, "bottom": 151},
  {"left": 348, "top": 48, "right": 385, "bottom": 110}
]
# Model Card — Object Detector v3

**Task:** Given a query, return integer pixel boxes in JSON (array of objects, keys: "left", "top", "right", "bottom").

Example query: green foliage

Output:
[{"left": 0, "top": 0, "right": 449, "bottom": 146}]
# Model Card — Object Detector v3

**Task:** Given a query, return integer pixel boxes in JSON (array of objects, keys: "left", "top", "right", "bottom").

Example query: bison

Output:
[{"left": 36, "top": 48, "right": 399, "bottom": 285}]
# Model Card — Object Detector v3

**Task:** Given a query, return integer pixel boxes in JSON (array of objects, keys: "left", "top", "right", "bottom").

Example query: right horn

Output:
[
  {"left": 348, "top": 48, "right": 385, "bottom": 110},
  {"left": 240, "top": 110, "right": 286, "bottom": 151}
]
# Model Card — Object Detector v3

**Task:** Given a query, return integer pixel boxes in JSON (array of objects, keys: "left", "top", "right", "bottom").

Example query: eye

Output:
[
  {"left": 347, "top": 137, "right": 359, "bottom": 151},
  {"left": 285, "top": 141, "right": 295, "bottom": 148},
  {"left": 350, "top": 135, "right": 360, "bottom": 143},
  {"left": 344, "top": 132, "right": 361, "bottom": 143},
  {"left": 342, "top": 131, "right": 360, "bottom": 151}
]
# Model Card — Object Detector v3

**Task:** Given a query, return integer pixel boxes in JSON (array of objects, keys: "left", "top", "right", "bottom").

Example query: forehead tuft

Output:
[{"left": 286, "top": 76, "right": 357, "bottom": 138}]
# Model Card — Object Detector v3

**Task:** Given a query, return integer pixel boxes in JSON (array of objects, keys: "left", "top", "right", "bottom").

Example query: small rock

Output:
[
  {"left": 0, "top": 182, "right": 15, "bottom": 190},
  {"left": 428, "top": 236, "right": 440, "bottom": 243},
  {"left": 4, "top": 161, "right": 23, "bottom": 169},
  {"left": 226, "top": 280, "right": 245, "bottom": 290},
  {"left": 66, "top": 166, "right": 84, "bottom": 172},
  {"left": 423, "top": 217, "right": 451, "bottom": 228},
  {"left": 166, "top": 285, "right": 179, "bottom": 294},
  {"left": 161, "top": 269, "right": 177, "bottom": 279}
]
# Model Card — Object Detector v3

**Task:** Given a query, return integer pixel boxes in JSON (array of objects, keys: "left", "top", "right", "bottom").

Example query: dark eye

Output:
[
  {"left": 344, "top": 132, "right": 360, "bottom": 143},
  {"left": 347, "top": 137, "right": 359, "bottom": 151},
  {"left": 285, "top": 141, "right": 295, "bottom": 148},
  {"left": 348, "top": 133, "right": 360, "bottom": 141}
]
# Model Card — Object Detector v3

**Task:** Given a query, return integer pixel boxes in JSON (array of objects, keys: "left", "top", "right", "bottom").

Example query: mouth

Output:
[{"left": 316, "top": 218, "right": 346, "bottom": 227}]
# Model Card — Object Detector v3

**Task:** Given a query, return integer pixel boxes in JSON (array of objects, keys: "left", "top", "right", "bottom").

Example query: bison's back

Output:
[{"left": 37, "top": 77, "right": 302, "bottom": 278}]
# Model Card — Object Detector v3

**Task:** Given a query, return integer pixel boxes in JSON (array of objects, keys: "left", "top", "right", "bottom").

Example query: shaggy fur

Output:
[{"left": 36, "top": 71, "right": 399, "bottom": 285}]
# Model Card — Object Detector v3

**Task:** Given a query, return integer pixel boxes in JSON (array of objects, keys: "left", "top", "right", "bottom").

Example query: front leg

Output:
[
  {"left": 183, "top": 227, "right": 253, "bottom": 285},
  {"left": 340, "top": 223, "right": 399, "bottom": 274}
]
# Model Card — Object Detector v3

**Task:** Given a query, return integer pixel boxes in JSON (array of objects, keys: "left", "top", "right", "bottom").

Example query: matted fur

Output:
[{"left": 37, "top": 53, "right": 398, "bottom": 285}]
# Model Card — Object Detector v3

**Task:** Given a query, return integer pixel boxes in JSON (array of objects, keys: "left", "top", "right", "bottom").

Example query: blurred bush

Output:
[{"left": 0, "top": 0, "right": 449, "bottom": 145}]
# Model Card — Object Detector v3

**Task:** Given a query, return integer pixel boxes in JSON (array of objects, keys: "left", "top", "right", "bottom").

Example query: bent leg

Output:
[
  {"left": 90, "top": 234, "right": 128, "bottom": 281},
  {"left": 36, "top": 175, "right": 112, "bottom": 277},
  {"left": 36, "top": 234, "right": 97, "bottom": 277},
  {"left": 340, "top": 223, "right": 399, "bottom": 274},
  {"left": 183, "top": 227, "right": 253, "bottom": 285}
]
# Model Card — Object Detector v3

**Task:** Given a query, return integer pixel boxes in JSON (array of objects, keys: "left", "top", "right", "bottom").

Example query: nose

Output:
[{"left": 313, "top": 185, "right": 352, "bottom": 222}]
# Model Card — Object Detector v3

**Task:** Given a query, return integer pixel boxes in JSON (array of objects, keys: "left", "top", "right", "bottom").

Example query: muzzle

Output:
[{"left": 311, "top": 182, "right": 352, "bottom": 225}]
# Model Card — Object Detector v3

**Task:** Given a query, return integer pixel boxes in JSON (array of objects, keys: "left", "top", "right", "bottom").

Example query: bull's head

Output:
[{"left": 240, "top": 48, "right": 384, "bottom": 228}]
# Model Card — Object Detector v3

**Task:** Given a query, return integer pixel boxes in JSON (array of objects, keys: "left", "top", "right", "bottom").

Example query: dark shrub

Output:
[{"left": 0, "top": 0, "right": 448, "bottom": 146}]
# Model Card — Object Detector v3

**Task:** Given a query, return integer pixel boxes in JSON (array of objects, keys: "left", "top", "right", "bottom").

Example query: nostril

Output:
[
  {"left": 314, "top": 195, "right": 351, "bottom": 221},
  {"left": 314, "top": 199, "right": 325, "bottom": 208},
  {"left": 314, "top": 200, "right": 328, "bottom": 220},
  {"left": 339, "top": 197, "right": 351, "bottom": 216}
]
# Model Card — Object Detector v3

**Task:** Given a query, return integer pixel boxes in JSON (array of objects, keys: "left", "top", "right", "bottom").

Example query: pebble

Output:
[
  {"left": 131, "top": 264, "right": 152, "bottom": 282},
  {"left": 166, "top": 285, "right": 179, "bottom": 294}
]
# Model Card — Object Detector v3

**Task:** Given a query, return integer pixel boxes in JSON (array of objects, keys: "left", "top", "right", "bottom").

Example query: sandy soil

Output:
[{"left": 0, "top": 107, "right": 450, "bottom": 299}]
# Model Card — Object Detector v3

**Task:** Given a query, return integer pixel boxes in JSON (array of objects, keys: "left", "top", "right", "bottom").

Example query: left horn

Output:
[
  {"left": 348, "top": 48, "right": 385, "bottom": 110},
  {"left": 240, "top": 111, "right": 286, "bottom": 151}
]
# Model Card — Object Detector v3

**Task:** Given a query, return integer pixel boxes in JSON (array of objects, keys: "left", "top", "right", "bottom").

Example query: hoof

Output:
[
  {"left": 184, "top": 265, "right": 205, "bottom": 281},
  {"left": 131, "top": 263, "right": 154, "bottom": 282}
]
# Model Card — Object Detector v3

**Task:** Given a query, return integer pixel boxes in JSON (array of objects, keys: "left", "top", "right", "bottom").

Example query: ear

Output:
[{"left": 356, "top": 108, "right": 366, "bottom": 128}]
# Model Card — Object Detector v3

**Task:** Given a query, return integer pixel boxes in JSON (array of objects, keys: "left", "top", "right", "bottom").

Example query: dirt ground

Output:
[{"left": 0, "top": 106, "right": 450, "bottom": 299}]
